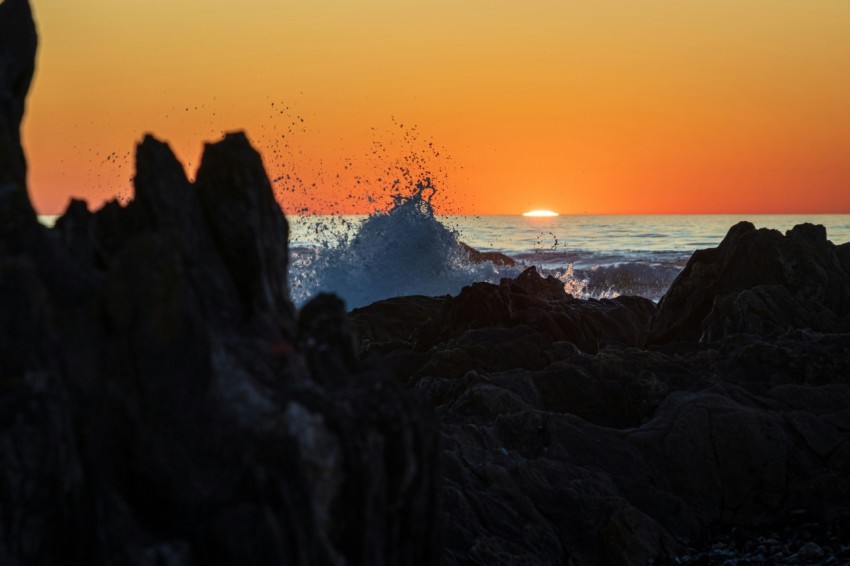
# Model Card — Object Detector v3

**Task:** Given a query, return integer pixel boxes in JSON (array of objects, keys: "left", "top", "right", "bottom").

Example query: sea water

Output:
[{"left": 289, "top": 207, "right": 850, "bottom": 309}]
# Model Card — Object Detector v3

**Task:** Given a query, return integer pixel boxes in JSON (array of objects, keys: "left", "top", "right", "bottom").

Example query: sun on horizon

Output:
[{"left": 523, "top": 210, "right": 559, "bottom": 217}]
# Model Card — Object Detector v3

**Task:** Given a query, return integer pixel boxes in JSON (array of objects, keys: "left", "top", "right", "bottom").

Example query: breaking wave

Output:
[
  {"left": 287, "top": 180, "right": 686, "bottom": 308},
  {"left": 289, "top": 179, "right": 523, "bottom": 309}
]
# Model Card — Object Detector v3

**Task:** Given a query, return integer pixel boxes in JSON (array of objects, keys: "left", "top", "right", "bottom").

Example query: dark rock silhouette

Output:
[
  {"left": 4, "top": 2, "right": 850, "bottom": 565},
  {"left": 460, "top": 242, "right": 516, "bottom": 267},
  {"left": 0, "top": 0, "right": 38, "bottom": 244},
  {"left": 0, "top": 6, "right": 438, "bottom": 564},
  {"left": 0, "top": 0, "right": 36, "bottom": 197},
  {"left": 414, "top": 266, "right": 656, "bottom": 354},
  {"left": 648, "top": 220, "right": 850, "bottom": 344}
]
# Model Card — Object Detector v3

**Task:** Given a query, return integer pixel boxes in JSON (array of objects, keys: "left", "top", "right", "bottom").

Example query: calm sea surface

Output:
[{"left": 444, "top": 214, "right": 850, "bottom": 256}]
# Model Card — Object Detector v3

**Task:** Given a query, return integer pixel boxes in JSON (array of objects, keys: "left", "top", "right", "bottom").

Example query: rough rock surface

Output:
[
  {"left": 0, "top": 7, "right": 438, "bottom": 564},
  {"left": 352, "top": 229, "right": 850, "bottom": 564}
]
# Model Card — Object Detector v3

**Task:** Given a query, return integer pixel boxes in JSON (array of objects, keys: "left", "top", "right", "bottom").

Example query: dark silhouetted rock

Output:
[
  {"left": 0, "top": 6, "right": 439, "bottom": 564},
  {"left": 415, "top": 266, "right": 656, "bottom": 353},
  {"left": 648, "top": 221, "right": 850, "bottom": 344},
  {"left": 0, "top": 0, "right": 38, "bottom": 245},
  {"left": 460, "top": 242, "right": 516, "bottom": 267},
  {"left": 196, "top": 132, "right": 293, "bottom": 332},
  {"left": 351, "top": 295, "right": 448, "bottom": 349},
  {"left": 298, "top": 293, "right": 358, "bottom": 383},
  {"left": 0, "top": 0, "right": 37, "bottom": 213}
]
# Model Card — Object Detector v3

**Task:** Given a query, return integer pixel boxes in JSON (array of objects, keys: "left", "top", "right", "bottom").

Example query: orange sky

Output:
[{"left": 21, "top": 0, "right": 850, "bottom": 215}]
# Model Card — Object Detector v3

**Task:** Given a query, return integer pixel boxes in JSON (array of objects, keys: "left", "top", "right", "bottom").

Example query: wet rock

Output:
[
  {"left": 460, "top": 242, "right": 516, "bottom": 267},
  {"left": 506, "top": 265, "right": 572, "bottom": 300}
]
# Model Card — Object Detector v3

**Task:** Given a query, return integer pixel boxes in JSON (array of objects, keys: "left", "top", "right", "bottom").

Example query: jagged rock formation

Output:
[
  {"left": 353, "top": 229, "right": 850, "bottom": 565},
  {"left": 0, "top": 0, "right": 38, "bottom": 239},
  {"left": 648, "top": 221, "right": 850, "bottom": 344},
  {"left": 0, "top": 5, "right": 438, "bottom": 564},
  {"left": 412, "top": 266, "right": 656, "bottom": 354},
  {"left": 0, "top": 0, "right": 36, "bottom": 187}
]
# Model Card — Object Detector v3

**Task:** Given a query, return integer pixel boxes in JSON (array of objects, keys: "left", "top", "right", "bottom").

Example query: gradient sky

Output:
[{"left": 21, "top": 0, "right": 850, "bottom": 215}]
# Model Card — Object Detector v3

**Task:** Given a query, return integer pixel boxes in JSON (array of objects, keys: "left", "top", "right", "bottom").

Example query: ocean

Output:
[
  {"left": 287, "top": 205, "right": 850, "bottom": 309},
  {"left": 40, "top": 208, "right": 850, "bottom": 310}
]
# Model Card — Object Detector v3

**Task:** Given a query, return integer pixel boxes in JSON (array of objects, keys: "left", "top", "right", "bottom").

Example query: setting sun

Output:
[{"left": 522, "top": 210, "right": 559, "bottom": 217}]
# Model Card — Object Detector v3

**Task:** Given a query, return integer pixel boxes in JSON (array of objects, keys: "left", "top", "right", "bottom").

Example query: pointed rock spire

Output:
[
  {"left": 195, "top": 132, "right": 292, "bottom": 326},
  {"left": 0, "top": 0, "right": 38, "bottom": 232}
]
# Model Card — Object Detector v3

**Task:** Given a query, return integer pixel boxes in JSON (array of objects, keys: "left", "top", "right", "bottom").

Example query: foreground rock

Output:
[
  {"left": 0, "top": 0, "right": 38, "bottom": 242},
  {"left": 353, "top": 227, "right": 850, "bottom": 564},
  {"left": 0, "top": 7, "right": 438, "bottom": 564}
]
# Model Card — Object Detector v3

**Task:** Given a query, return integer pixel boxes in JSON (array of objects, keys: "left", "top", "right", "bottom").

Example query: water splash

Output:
[
  {"left": 279, "top": 121, "right": 615, "bottom": 308},
  {"left": 553, "top": 264, "right": 589, "bottom": 298},
  {"left": 290, "top": 178, "right": 522, "bottom": 309},
  {"left": 286, "top": 188, "right": 684, "bottom": 307},
  {"left": 286, "top": 178, "right": 650, "bottom": 308}
]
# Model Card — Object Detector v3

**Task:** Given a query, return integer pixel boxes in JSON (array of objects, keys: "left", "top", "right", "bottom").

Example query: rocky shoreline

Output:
[
  {"left": 350, "top": 224, "right": 850, "bottom": 564},
  {"left": 3, "top": 2, "right": 850, "bottom": 564}
]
